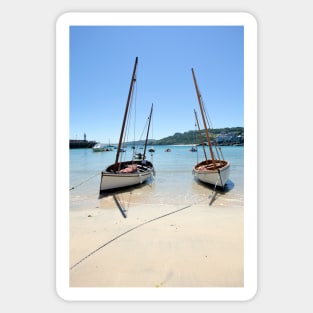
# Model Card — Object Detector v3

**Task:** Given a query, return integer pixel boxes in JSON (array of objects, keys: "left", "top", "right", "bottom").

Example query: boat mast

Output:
[
  {"left": 142, "top": 103, "right": 153, "bottom": 160},
  {"left": 191, "top": 68, "right": 217, "bottom": 168},
  {"left": 114, "top": 57, "right": 138, "bottom": 169},
  {"left": 194, "top": 109, "right": 208, "bottom": 161}
]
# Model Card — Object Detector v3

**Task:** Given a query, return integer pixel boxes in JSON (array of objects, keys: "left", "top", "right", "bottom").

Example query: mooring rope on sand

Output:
[{"left": 70, "top": 199, "right": 206, "bottom": 270}]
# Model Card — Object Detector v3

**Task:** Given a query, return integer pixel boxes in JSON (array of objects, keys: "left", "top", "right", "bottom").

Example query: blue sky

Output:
[{"left": 70, "top": 26, "right": 243, "bottom": 143}]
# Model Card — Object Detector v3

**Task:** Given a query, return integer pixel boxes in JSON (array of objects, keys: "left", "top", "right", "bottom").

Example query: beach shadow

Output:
[
  {"left": 194, "top": 178, "right": 234, "bottom": 193},
  {"left": 112, "top": 194, "right": 127, "bottom": 218},
  {"left": 98, "top": 186, "right": 139, "bottom": 218},
  {"left": 98, "top": 179, "right": 155, "bottom": 218},
  {"left": 194, "top": 178, "right": 235, "bottom": 205}
]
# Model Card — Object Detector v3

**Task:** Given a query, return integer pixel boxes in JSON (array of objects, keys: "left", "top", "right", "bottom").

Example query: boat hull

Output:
[
  {"left": 100, "top": 160, "right": 155, "bottom": 193},
  {"left": 92, "top": 143, "right": 113, "bottom": 152},
  {"left": 193, "top": 159, "right": 230, "bottom": 188}
]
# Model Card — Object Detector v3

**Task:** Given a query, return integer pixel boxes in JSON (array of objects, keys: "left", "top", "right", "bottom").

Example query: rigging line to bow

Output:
[
  {"left": 69, "top": 172, "right": 99, "bottom": 191},
  {"left": 70, "top": 198, "right": 206, "bottom": 271}
]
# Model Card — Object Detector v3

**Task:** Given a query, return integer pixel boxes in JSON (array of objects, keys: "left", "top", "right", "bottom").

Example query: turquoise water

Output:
[{"left": 70, "top": 145, "right": 244, "bottom": 210}]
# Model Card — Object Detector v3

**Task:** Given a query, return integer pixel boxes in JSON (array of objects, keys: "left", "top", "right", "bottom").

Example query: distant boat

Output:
[
  {"left": 191, "top": 67, "right": 230, "bottom": 189},
  {"left": 133, "top": 151, "right": 143, "bottom": 160},
  {"left": 92, "top": 143, "right": 110, "bottom": 152},
  {"left": 99, "top": 57, "right": 155, "bottom": 193},
  {"left": 106, "top": 142, "right": 115, "bottom": 150},
  {"left": 148, "top": 147, "right": 155, "bottom": 153},
  {"left": 189, "top": 146, "right": 197, "bottom": 152},
  {"left": 164, "top": 148, "right": 171, "bottom": 152}
]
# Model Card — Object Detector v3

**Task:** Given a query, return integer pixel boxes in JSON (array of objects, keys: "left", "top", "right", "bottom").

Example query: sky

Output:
[{"left": 70, "top": 26, "right": 244, "bottom": 143}]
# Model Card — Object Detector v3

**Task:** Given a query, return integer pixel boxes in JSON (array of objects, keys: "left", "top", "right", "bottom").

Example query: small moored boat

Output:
[
  {"left": 191, "top": 67, "right": 230, "bottom": 189},
  {"left": 99, "top": 57, "right": 155, "bottom": 193},
  {"left": 92, "top": 143, "right": 111, "bottom": 152}
]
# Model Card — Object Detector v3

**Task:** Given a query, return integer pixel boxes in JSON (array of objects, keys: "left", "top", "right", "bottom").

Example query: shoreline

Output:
[{"left": 69, "top": 144, "right": 244, "bottom": 288}]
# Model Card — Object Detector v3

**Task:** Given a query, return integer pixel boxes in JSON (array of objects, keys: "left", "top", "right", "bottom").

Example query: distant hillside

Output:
[
  {"left": 124, "top": 127, "right": 244, "bottom": 146},
  {"left": 153, "top": 127, "right": 244, "bottom": 145}
]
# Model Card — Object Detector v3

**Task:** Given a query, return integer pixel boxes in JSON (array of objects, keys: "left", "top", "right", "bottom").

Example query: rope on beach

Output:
[
  {"left": 70, "top": 201, "right": 203, "bottom": 270},
  {"left": 69, "top": 172, "right": 99, "bottom": 191}
]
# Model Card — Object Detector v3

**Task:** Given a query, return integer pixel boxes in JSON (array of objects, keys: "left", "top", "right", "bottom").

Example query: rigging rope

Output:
[
  {"left": 70, "top": 198, "right": 206, "bottom": 270},
  {"left": 69, "top": 172, "right": 99, "bottom": 191},
  {"left": 120, "top": 71, "right": 138, "bottom": 165},
  {"left": 138, "top": 117, "right": 149, "bottom": 142}
]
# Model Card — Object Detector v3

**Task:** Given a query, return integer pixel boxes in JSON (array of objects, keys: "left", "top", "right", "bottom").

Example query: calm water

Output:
[{"left": 70, "top": 145, "right": 244, "bottom": 210}]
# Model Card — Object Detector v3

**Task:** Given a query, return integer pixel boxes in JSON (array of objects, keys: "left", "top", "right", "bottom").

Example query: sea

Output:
[{"left": 69, "top": 145, "right": 244, "bottom": 211}]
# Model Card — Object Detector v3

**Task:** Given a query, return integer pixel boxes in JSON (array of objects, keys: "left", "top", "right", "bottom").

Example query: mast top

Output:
[
  {"left": 191, "top": 67, "right": 217, "bottom": 168},
  {"left": 114, "top": 57, "right": 139, "bottom": 169}
]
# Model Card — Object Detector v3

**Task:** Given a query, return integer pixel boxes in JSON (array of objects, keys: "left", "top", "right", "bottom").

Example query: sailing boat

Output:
[
  {"left": 191, "top": 67, "right": 230, "bottom": 189},
  {"left": 99, "top": 57, "right": 155, "bottom": 193}
]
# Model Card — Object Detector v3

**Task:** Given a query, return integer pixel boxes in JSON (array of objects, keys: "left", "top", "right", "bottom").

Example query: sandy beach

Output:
[{"left": 69, "top": 186, "right": 244, "bottom": 288}]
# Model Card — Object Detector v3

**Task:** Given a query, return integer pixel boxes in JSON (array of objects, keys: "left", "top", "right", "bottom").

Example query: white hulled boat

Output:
[
  {"left": 100, "top": 57, "right": 155, "bottom": 193},
  {"left": 191, "top": 67, "right": 230, "bottom": 189}
]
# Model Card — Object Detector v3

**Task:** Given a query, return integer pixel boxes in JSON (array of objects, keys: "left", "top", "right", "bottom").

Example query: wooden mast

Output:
[
  {"left": 114, "top": 57, "right": 138, "bottom": 170},
  {"left": 142, "top": 103, "right": 153, "bottom": 160},
  {"left": 194, "top": 109, "right": 208, "bottom": 161},
  {"left": 191, "top": 68, "right": 217, "bottom": 169}
]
